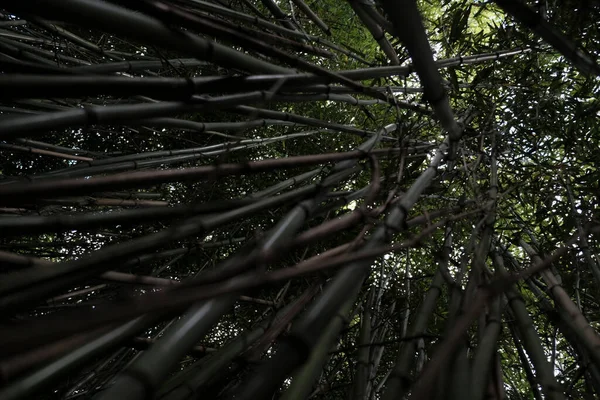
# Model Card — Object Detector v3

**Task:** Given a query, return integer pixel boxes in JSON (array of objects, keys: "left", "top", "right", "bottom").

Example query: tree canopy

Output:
[{"left": 0, "top": 0, "right": 599, "bottom": 399}]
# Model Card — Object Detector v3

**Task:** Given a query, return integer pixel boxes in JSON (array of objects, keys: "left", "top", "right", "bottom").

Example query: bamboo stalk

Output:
[
  {"left": 0, "top": 184, "right": 320, "bottom": 312},
  {"left": 227, "top": 125, "right": 457, "bottom": 399},
  {"left": 493, "top": 0, "right": 600, "bottom": 76},
  {"left": 0, "top": 147, "right": 400, "bottom": 204},
  {"left": 380, "top": 0, "right": 462, "bottom": 158},
  {"left": 174, "top": 0, "right": 372, "bottom": 64},
  {"left": 383, "top": 227, "right": 452, "bottom": 399},
  {"left": 290, "top": 0, "right": 331, "bottom": 35},
  {"left": 93, "top": 128, "right": 387, "bottom": 400},
  {"left": 348, "top": 0, "right": 400, "bottom": 65},
  {"left": 495, "top": 250, "right": 564, "bottom": 399},
  {"left": 3, "top": 0, "right": 294, "bottom": 75},
  {"left": 0, "top": 48, "right": 532, "bottom": 100},
  {"left": 350, "top": 290, "right": 373, "bottom": 400},
  {"left": 0, "top": 208, "right": 478, "bottom": 356},
  {"left": 520, "top": 240, "right": 600, "bottom": 367},
  {"left": 281, "top": 297, "right": 356, "bottom": 400},
  {"left": 0, "top": 316, "right": 157, "bottom": 400},
  {"left": 0, "top": 166, "right": 328, "bottom": 236}
]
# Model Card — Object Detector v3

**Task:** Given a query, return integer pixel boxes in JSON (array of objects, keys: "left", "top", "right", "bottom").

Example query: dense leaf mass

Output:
[{"left": 0, "top": 0, "right": 599, "bottom": 399}]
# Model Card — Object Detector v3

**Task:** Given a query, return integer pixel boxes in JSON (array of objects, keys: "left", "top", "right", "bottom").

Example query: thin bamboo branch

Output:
[{"left": 0, "top": 142, "right": 93, "bottom": 161}]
